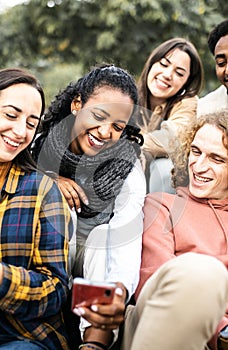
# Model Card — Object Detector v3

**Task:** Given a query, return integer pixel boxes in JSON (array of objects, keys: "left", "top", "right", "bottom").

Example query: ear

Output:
[{"left": 71, "top": 96, "right": 82, "bottom": 113}]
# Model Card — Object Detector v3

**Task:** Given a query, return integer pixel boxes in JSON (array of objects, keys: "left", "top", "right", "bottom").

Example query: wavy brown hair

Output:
[{"left": 137, "top": 37, "right": 203, "bottom": 128}]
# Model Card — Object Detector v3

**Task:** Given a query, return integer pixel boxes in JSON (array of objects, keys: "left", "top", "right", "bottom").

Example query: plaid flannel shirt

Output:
[{"left": 0, "top": 164, "right": 72, "bottom": 350}]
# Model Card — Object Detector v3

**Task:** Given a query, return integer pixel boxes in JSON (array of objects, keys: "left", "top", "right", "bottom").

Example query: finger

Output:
[
  {"left": 91, "top": 303, "right": 125, "bottom": 320},
  {"left": 72, "top": 306, "right": 124, "bottom": 330},
  {"left": 58, "top": 184, "right": 80, "bottom": 211},
  {"left": 113, "top": 282, "right": 126, "bottom": 303},
  {"left": 73, "top": 184, "right": 89, "bottom": 206},
  {"left": 67, "top": 188, "right": 82, "bottom": 212},
  {"left": 57, "top": 176, "right": 88, "bottom": 208}
]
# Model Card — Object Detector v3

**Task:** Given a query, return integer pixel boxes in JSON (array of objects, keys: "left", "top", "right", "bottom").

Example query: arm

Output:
[
  {"left": 135, "top": 192, "right": 176, "bottom": 299},
  {"left": 84, "top": 159, "right": 146, "bottom": 298},
  {"left": 0, "top": 176, "right": 72, "bottom": 320},
  {"left": 143, "top": 96, "right": 198, "bottom": 158},
  {"left": 78, "top": 160, "right": 146, "bottom": 347}
]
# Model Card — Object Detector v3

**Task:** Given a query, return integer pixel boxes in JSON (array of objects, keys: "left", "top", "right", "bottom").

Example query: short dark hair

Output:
[{"left": 208, "top": 19, "right": 228, "bottom": 55}]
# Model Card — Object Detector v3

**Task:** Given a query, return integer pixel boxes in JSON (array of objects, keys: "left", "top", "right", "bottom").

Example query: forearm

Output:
[{"left": 0, "top": 262, "right": 68, "bottom": 319}]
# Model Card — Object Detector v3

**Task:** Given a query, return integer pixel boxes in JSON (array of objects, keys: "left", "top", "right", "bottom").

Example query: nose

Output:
[
  {"left": 194, "top": 154, "right": 209, "bottom": 172},
  {"left": 225, "top": 62, "right": 228, "bottom": 75},
  {"left": 97, "top": 123, "right": 111, "bottom": 138},
  {"left": 12, "top": 119, "right": 27, "bottom": 139},
  {"left": 163, "top": 66, "right": 173, "bottom": 79}
]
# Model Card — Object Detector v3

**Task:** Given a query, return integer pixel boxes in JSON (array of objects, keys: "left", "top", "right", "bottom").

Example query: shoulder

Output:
[
  {"left": 171, "top": 96, "right": 198, "bottom": 114},
  {"left": 197, "top": 85, "right": 228, "bottom": 116},
  {"left": 144, "top": 187, "right": 190, "bottom": 215},
  {"left": 200, "top": 85, "right": 226, "bottom": 101},
  {"left": 16, "top": 169, "right": 62, "bottom": 200}
]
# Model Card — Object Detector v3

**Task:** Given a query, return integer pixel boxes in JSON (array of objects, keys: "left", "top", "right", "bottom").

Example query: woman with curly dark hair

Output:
[{"left": 32, "top": 63, "right": 146, "bottom": 350}]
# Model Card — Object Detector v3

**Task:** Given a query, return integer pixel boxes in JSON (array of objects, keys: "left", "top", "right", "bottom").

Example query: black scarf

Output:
[{"left": 38, "top": 115, "right": 137, "bottom": 218}]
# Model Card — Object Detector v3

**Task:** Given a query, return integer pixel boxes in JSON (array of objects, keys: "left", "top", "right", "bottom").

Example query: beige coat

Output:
[{"left": 142, "top": 95, "right": 198, "bottom": 159}]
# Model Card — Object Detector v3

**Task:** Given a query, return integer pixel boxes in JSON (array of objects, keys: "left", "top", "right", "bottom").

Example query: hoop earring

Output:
[{"left": 180, "top": 89, "right": 186, "bottom": 96}]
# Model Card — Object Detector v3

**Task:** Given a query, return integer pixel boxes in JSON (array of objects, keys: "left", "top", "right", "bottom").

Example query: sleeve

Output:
[
  {"left": 84, "top": 159, "right": 146, "bottom": 298},
  {"left": 0, "top": 177, "right": 73, "bottom": 321},
  {"left": 143, "top": 96, "right": 198, "bottom": 158},
  {"left": 135, "top": 193, "right": 176, "bottom": 300}
]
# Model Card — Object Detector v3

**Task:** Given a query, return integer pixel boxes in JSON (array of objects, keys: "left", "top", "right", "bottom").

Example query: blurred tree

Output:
[{"left": 0, "top": 0, "right": 227, "bottom": 97}]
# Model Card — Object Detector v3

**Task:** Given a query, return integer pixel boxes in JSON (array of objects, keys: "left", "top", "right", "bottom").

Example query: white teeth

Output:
[
  {"left": 194, "top": 174, "right": 211, "bottom": 182},
  {"left": 88, "top": 133, "right": 104, "bottom": 146},
  {"left": 3, "top": 136, "right": 20, "bottom": 147}
]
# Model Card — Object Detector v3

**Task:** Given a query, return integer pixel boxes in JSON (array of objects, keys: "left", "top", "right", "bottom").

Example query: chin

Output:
[{"left": 189, "top": 185, "right": 208, "bottom": 198}]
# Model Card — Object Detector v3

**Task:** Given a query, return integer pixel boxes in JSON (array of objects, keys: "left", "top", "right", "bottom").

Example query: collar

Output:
[{"left": 2, "top": 164, "right": 24, "bottom": 195}]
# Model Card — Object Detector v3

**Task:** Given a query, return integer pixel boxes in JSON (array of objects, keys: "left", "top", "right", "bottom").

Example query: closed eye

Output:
[
  {"left": 160, "top": 60, "right": 168, "bottom": 68},
  {"left": 216, "top": 60, "right": 227, "bottom": 67},
  {"left": 190, "top": 146, "right": 201, "bottom": 155},
  {"left": 113, "top": 123, "right": 124, "bottom": 132},
  {"left": 6, "top": 113, "right": 17, "bottom": 119},
  {"left": 91, "top": 112, "right": 105, "bottom": 122},
  {"left": 27, "top": 120, "right": 37, "bottom": 129},
  {"left": 176, "top": 70, "right": 184, "bottom": 77},
  {"left": 210, "top": 155, "right": 226, "bottom": 164}
]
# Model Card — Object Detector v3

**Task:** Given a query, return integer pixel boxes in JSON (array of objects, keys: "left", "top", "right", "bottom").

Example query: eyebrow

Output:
[
  {"left": 215, "top": 54, "right": 226, "bottom": 60},
  {"left": 3, "top": 104, "right": 40, "bottom": 120},
  {"left": 93, "top": 107, "right": 127, "bottom": 124},
  {"left": 164, "top": 57, "right": 188, "bottom": 72}
]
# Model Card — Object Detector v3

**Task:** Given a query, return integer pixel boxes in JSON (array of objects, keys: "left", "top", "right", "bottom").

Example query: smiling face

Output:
[
  {"left": 70, "top": 86, "right": 134, "bottom": 156},
  {"left": 0, "top": 83, "right": 42, "bottom": 163},
  {"left": 188, "top": 124, "right": 228, "bottom": 200},
  {"left": 147, "top": 48, "right": 191, "bottom": 107},
  {"left": 214, "top": 34, "right": 228, "bottom": 90}
]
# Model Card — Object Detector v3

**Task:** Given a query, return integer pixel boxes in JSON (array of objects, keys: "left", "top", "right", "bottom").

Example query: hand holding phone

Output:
[{"left": 71, "top": 277, "right": 116, "bottom": 309}]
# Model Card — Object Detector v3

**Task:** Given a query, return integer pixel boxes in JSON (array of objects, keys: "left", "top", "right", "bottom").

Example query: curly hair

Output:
[
  {"left": 208, "top": 19, "right": 228, "bottom": 55},
  {"left": 32, "top": 63, "right": 143, "bottom": 159},
  {"left": 171, "top": 109, "right": 228, "bottom": 188}
]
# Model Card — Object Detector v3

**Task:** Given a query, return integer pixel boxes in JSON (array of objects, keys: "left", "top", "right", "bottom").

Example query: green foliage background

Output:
[{"left": 0, "top": 0, "right": 227, "bottom": 106}]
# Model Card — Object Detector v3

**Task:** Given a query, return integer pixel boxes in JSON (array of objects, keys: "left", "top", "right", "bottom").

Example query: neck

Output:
[
  {"left": 0, "top": 162, "right": 12, "bottom": 189},
  {"left": 150, "top": 95, "right": 166, "bottom": 109}
]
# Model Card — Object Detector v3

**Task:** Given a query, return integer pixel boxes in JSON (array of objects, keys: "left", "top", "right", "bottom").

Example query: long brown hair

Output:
[
  {"left": 138, "top": 38, "right": 203, "bottom": 127},
  {"left": 0, "top": 68, "right": 45, "bottom": 171}
]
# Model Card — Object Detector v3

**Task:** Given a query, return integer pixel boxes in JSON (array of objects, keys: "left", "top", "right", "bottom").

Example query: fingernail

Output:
[
  {"left": 115, "top": 287, "right": 123, "bottom": 296},
  {"left": 91, "top": 304, "right": 98, "bottom": 312},
  {"left": 71, "top": 207, "right": 75, "bottom": 212},
  {"left": 77, "top": 207, "right": 81, "bottom": 213},
  {"left": 73, "top": 308, "right": 81, "bottom": 316},
  {"left": 84, "top": 199, "right": 89, "bottom": 206}
]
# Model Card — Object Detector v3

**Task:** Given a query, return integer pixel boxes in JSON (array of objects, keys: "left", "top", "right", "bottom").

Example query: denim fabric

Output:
[{"left": 0, "top": 340, "right": 45, "bottom": 349}]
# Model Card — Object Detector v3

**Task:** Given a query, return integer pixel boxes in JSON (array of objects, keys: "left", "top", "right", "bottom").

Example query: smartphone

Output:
[{"left": 71, "top": 277, "right": 116, "bottom": 309}]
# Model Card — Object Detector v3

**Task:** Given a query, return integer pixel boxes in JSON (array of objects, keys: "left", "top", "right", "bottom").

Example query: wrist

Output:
[
  {"left": 83, "top": 326, "right": 113, "bottom": 347},
  {"left": 79, "top": 341, "right": 108, "bottom": 350}
]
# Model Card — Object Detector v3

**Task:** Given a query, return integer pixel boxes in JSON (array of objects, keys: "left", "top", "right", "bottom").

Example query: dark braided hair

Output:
[{"left": 32, "top": 63, "right": 143, "bottom": 159}]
